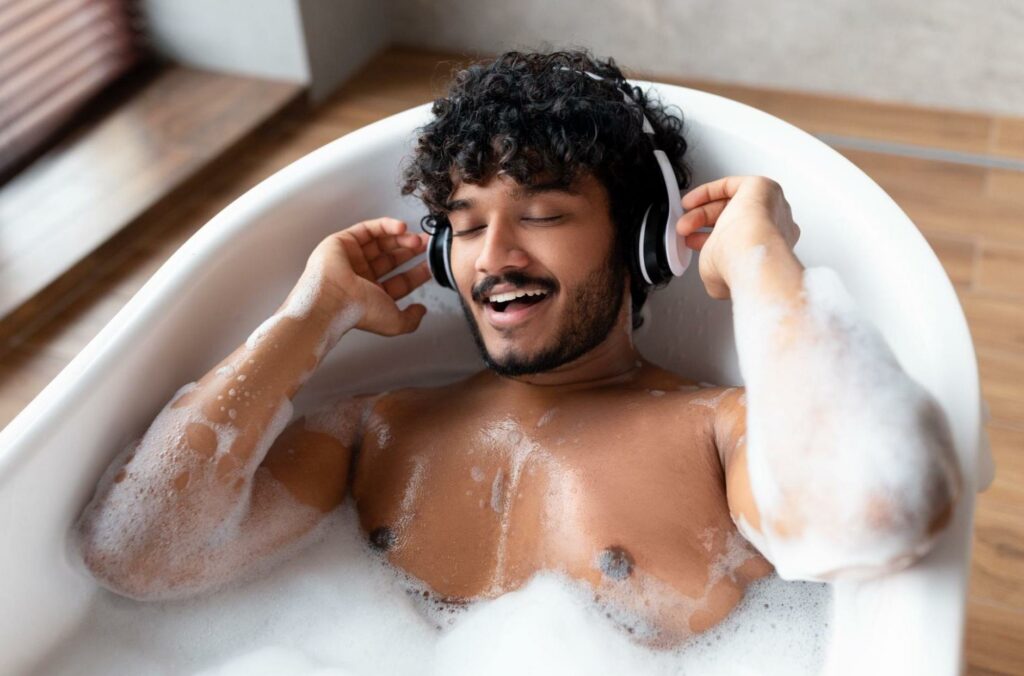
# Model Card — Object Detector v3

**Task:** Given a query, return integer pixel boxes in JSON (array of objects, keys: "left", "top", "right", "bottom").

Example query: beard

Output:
[{"left": 458, "top": 248, "right": 627, "bottom": 378}]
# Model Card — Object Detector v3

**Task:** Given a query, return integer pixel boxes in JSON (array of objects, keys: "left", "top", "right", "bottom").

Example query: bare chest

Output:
[{"left": 350, "top": 388, "right": 771, "bottom": 640}]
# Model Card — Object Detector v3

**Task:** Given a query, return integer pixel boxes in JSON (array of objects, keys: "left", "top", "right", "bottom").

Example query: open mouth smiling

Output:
[{"left": 481, "top": 287, "right": 553, "bottom": 328}]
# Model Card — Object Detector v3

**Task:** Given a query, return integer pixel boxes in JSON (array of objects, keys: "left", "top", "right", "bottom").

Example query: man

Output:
[{"left": 77, "top": 50, "right": 961, "bottom": 644}]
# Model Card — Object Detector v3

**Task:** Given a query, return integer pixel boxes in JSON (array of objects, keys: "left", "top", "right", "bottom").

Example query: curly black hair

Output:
[{"left": 399, "top": 48, "right": 692, "bottom": 329}]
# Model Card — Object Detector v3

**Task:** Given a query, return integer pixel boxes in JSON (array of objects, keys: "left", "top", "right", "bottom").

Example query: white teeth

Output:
[{"left": 487, "top": 289, "right": 548, "bottom": 304}]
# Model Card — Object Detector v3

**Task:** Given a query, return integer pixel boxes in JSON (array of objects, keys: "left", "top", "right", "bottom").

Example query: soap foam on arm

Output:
[
  {"left": 725, "top": 243, "right": 963, "bottom": 582},
  {"left": 75, "top": 271, "right": 367, "bottom": 600}
]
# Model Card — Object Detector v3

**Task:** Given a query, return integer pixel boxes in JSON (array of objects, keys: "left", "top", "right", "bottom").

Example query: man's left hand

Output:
[{"left": 676, "top": 176, "right": 801, "bottom": 300}]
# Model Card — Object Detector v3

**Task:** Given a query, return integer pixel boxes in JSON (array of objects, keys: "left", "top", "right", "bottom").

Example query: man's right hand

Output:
[{"left": 303, "top": 217, "right": 432, "bottom": 336}]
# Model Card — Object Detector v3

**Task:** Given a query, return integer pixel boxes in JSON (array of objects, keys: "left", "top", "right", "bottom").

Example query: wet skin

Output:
[
  {"left": 331, "top": 171, "right": 770, "bottom": 641},
  {"left": 81, "top": 171, "right": 772, "bottom": 642},
  {"left": 153, "top": 318, "right": 768, "bottom": 644},
  {"left": 349, "top": 364, "right": 773, "bottom": 642}
]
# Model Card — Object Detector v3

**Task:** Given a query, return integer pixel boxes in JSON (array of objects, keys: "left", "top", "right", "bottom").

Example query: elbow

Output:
[
  {"left": 845, "top": 447, "right": 962, "bottom": 581},
  {"left": 77, "top": 526, "right": 159, "bottom": 601},
  {"left": 79, "top": 535, "right": 211, "bottom": 602},
  {"left": 77, "top": 516, "right": 163, "bottom": 601},
  {"left": 751, "top": 370, "right": 965, "bottom": 583},
  {"left": 765, "top": 428, "right": 963, "bottom": 583},
  {"left": 764, "top": 493, "right": 959, "bottom": 583},
  {"left": 76, "top": 507, "right": 209, "bottom": 602},
  {"left": 837, "top": 393, "right": 964, "bottom": 581},
  {"left": 79, "top": 539, "right": 162, "bottom": 602},
  {"left": 841, "top": 393, "right": 966, "bottom": 579},
  {"left": 822, "top": 464, "right": 962, "bottom": 583},
  {"left": 816, "top": 486, "right": 959, "bottom": 582}
]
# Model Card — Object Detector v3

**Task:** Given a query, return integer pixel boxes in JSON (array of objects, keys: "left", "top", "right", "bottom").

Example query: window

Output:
[{"left": 0, "top": 0, "right": 143, "bottom": 180}]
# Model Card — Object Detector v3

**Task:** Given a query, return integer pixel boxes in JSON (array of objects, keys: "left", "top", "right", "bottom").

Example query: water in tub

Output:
[{"left": 41, "top": 242, "right": 958, "bottom": 675}]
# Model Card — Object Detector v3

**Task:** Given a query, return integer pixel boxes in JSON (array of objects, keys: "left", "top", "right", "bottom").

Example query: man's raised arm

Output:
[
  {"left": 679, "top": 177, "right": 962, "bottom": 581},
  {"left": 76, "top": 218, "right": 431, "bottom": 599}
]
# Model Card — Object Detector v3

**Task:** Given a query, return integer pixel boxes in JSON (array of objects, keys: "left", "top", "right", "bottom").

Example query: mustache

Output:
[{"left": 471, "top": 271, "right": 558, "bottom": 304}]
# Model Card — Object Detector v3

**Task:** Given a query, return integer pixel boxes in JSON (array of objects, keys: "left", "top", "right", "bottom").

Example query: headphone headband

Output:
[
  {"left": 426, "top": 65, "right": 691, "bottom": 292},
  {"left": 554, "top": 66, "right": 656, "bottom": 135}
]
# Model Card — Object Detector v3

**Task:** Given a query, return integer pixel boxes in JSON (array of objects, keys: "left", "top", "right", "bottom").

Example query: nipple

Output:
[
  {"left": 368, "top": 526, "right": 396, "bottom": 552},
  {"left": 596, "top": 546, "right": 635, "bottom": 581}
]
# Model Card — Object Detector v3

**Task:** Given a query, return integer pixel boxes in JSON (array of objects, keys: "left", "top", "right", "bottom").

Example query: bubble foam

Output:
[
  {"left": 731, "top": 248, "right": 961, "bottom": 581},
  {"left": 44, "top": 501, "right": 832, "bottom": 676}
]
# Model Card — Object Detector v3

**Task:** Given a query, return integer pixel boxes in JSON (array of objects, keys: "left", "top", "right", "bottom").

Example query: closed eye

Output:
[
  {"left": 452, "top": 215, "right": 563, "bottom": 237},
  {"left": 452, "top": 225, "right": 486, "bottom": 238}
]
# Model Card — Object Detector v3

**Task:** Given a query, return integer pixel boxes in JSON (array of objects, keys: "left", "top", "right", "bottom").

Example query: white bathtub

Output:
[{"left": 0, "top": 82, "right": 992, "bottom": 675}]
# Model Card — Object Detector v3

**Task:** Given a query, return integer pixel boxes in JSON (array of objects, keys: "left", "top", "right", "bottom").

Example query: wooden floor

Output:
[{"left": 1, "top": 47, "right": 1021, "bottom": 674}]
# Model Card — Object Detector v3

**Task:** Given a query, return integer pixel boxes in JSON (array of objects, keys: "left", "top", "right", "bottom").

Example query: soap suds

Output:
[
  {"left": 731, "top": 248, "right": 961, "bottom": 581},
  {"left": 44, "top": 501, "right": 831, "bottom": 676},
  {"left": 76, "top": 370, "right": 304, "bottom": 602},
  {"left": 386, "top": 455, "right": 429, "bottom": 548},
  {"left": 245, "top": 315, "right": 283, "bottom": 350},
  {"left": 364, "top": 413, "right": 393, "bottom": 450},
  {"left": 489, "top": 468, "right": 506, "bottom": 514},
  {"left": 535, "top": 408, "right": 557, "bottom": 428},
  {"left": 302, "top": 397, "right": 361, "bottom": 447},
  {"left": 688, "top": 387, "right": 736, "bottom": 409},
  {"left": 476, "top": 416, "right": 556, "bottom": 594},
  {"left": 699, "top": 527, "right": 717, "bottom": 553}
]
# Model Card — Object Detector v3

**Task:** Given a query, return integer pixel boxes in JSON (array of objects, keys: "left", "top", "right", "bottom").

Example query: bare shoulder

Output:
[
  {"left": 633, "top": 362, "right": 748, "bottom": 457},
  {"left": 636, "top": 361, "right": 743, "bottom": 408},
  {"left": 297, "top": 392, "right": 377, "bottom": 446},
  {"left": 331, "top": 366, "right": 483, "bottom": 436}
]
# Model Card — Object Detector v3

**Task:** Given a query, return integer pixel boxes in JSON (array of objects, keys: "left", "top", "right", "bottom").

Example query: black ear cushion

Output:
[
  {"left": 428, "top": 222, "right": 454, "bottom": 289},
  {"left": 639, "top": 199, "right": 671, "bottom": 286}
]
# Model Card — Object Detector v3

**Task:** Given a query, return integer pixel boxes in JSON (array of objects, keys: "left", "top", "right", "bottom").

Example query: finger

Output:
[
  {"left": 338, "top": 235, "right": 374, "bottom": 280},
  {"left": 369, "top": 246, "right": 421, "bottom": 279},
  {"left": 362, "top": 232, "right": 424, "bottom": 264},
  {"left": 368, "top": 250, "right": 398, "bottom": 279},
  {"left": 682, "top": 176, "right": 747, "bottom": 210},
  {"left": 395, "top": 232, "right": 427, "bottom": 252},
  {"left": 345, "top": 218, "right": 408, "bottom": 247},
  {"left": 397, "top": 304, "right": 427, "bottom": 334},
  {"left": 676, "top": 199, "right": 728, "bottom": 235},
  {"left": 382, "top": 261, "right": 431, "bottom": 300},
  {"left": 367, "top": 235, "right": 425, "bottom": 277},
  {"left": 684, "top": 231, "right": 712, "bottom": 251}
]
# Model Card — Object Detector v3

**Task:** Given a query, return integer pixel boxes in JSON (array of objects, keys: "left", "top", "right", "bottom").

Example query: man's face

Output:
[{"left": 446, "top": 171, "right": 628, "bottom": 377}]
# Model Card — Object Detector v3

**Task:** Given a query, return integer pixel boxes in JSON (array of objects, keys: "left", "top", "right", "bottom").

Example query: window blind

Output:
[{"left": 0, "top": 0, "right": 143, "bottom": 179}]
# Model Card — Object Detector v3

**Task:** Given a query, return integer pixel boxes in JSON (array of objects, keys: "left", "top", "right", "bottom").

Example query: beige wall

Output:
[
  {"left": 141, "top": 0, "right": 1024, "bottom": 117},
  {"left": 141, "top": 0, "right": 310, "bottom": 82},
  {"left": 140, "top": 0, "right": 390, "bottom": 104},
  {"left": 387, "top": 0, "right": 1024, "bottom": 117}
]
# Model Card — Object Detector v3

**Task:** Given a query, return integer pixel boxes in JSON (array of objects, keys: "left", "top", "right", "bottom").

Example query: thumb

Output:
[{"left": 398, "top": 304, "right": 427, "bottom": 334}]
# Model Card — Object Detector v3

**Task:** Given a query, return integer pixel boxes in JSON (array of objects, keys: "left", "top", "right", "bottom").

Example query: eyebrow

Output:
[{"left": 444, "top": 179, "right": 580, "bottom": 213}]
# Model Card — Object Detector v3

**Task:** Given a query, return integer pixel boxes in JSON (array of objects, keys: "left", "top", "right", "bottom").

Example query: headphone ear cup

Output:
[
  {"left": 427, "top": 220, "right": 456, "bottom": 290},
  {"left": 637, "top": 200, "right": 671, "bottom": 286}
]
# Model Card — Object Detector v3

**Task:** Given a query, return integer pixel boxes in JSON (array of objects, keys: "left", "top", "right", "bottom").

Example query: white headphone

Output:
[{"left": 427, "top": 67, "right": 691, "bottom": 290}]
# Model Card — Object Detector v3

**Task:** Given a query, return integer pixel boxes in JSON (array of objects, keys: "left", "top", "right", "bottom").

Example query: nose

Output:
[{"left": 473, "top": 216, "right": 530, "bottom": 277}]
